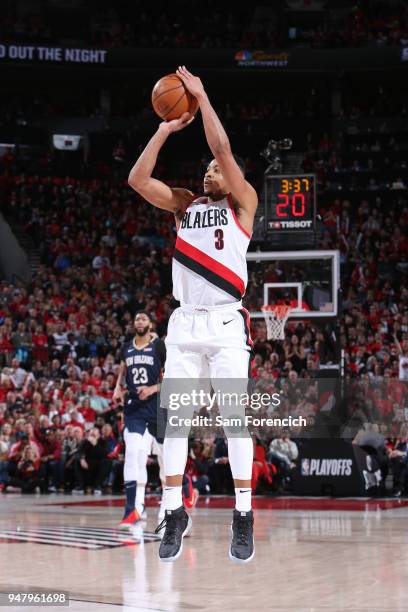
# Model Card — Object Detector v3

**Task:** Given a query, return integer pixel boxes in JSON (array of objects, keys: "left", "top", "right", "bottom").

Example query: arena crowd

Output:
[{"left": 0, "top": 144, "right": 407, "bottom": 496}]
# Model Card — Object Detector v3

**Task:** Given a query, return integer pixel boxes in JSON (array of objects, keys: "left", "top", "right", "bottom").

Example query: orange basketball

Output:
[{"left": 151, "top": 73, "right": 199, "bottom": 121}]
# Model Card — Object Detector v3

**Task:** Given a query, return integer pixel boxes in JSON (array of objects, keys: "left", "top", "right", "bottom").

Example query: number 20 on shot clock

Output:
[{"left": 265, "top": 174, "right": 316, "bottom": 232}]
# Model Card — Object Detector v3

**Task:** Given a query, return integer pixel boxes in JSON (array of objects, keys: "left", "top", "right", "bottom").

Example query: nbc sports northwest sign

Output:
[{"left": 235, "top": 50, "right": 289, "bottom": 67}]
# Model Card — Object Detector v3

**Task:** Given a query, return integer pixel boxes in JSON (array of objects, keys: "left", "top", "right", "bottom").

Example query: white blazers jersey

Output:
[{"left": 172, "top": 194, "right": 251, "bottom": 306}]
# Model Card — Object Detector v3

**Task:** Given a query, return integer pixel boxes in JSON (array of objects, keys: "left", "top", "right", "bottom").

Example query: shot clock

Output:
[{"left": 264, "top": 174, "right": 316, "bottom": 233}]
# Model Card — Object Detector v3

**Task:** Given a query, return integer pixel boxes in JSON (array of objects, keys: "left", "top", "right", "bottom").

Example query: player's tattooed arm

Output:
[
  {"left": 176, "top": 65, "right": 258, "bottom": 225},
  {"left": 128, "top": 113, "right": 195, "bottom": 215}
]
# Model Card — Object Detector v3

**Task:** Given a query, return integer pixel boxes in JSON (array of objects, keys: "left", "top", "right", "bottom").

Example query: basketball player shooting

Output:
[{"left": 128, "top": 66, "right": 258, "bottom": 563}]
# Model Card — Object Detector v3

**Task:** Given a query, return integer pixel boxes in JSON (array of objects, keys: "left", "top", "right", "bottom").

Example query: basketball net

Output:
[{"left": 261, "top": 304, "right": 292, "bottom": 340}]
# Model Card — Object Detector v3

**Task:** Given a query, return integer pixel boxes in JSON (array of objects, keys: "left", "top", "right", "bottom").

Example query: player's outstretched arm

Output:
[
  {"left": 128, "top": 113, "right": 195, "bottom": 216},
  {"left": 176, "top": 66, "right": 258, "bottom": 220}
]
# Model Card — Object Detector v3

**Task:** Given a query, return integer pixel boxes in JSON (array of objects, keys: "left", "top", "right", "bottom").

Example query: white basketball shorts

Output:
[{"left": 164, "top": 301, "right": 252, "bottom": 379}]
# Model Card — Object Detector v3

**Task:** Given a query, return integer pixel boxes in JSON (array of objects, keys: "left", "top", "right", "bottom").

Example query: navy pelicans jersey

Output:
[
  {"left": 173, "top": 194, "right": 251, "bottom": 306},
  {"left": 121, "top": 337, "right": 166, "bottom": 411}
]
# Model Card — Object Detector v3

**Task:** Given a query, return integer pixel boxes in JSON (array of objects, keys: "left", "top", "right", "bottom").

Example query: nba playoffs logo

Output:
[
  {"left": 301, "top": 458, "right": 353, "bottom": 476},
  {"left": 301, "top": 458, "right": 310, "bottom": 476}
]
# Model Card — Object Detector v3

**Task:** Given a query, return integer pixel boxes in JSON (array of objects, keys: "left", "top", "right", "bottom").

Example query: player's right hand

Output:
[
  {"left": 113, "top": 388, "right": 125, "bottom": 405},
  {"left": 159, "top": 112, "right": 195, "bottom": 134}
]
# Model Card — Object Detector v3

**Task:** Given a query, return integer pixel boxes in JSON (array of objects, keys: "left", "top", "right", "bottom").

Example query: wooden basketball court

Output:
[{"left": 1, "top": 494, "right": 408, "bottom": 611}]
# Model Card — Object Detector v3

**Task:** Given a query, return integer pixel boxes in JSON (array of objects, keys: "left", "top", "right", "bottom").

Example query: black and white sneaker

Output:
[
  {"left": 155, "top": 506, "right": 192, "bottom": 562},
  {"left": 229, "top": 509, "right": 255, "bottom": 563}
]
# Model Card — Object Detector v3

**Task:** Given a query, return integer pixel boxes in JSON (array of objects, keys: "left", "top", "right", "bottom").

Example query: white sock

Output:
[
  {"left": 235, "top": 488, "right": 251, "bottom": 512},
  {"left": 136, "top": 484, "right": 145, "bottom": 511},
  {"left": 163, "top": 485, "right": 182, "bottom": 511}
]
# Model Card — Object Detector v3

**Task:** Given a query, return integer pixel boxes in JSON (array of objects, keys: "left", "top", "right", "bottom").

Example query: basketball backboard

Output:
[{"left": 245, "top": 250, "right": 340, "bottom": 320}]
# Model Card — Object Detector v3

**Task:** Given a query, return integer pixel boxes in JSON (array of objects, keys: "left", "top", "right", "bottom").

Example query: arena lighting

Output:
[{"left": 52, "top": 134, "right": 82, "bottom": 151}]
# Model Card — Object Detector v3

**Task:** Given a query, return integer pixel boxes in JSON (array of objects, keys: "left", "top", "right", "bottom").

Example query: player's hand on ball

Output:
[
  {"left": 176, "top": 66, "right": 205, "bottom": 99},
  {"left": 159, "top": 112, "right": 194, "bottom": 134}
]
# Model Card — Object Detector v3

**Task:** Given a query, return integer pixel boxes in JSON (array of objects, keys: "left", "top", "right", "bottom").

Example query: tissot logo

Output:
[
  {"left": 280, "top": 220, "right": 313, "bottom": 229},
  {"left": 269, "top": 220, "right": 313, "bottom": 230},
  {"left": 301, "top": 458, "right": 353, "bottom": 477}
]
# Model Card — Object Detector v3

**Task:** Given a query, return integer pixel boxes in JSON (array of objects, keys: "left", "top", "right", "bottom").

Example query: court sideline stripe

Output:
[
  {"left": 0, "top": 532, "right": 102, "bottom": 549},
  {"left": 9, "top": 528, "right": 129, "bottom": 546}
]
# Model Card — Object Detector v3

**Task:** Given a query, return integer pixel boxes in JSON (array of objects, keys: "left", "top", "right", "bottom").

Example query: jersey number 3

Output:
[
  {"left": 214, "top": 228, "right": 224, "bottom": 250},
  {"left": 132, "top": 367, "right": 148, "bottom": 385}
]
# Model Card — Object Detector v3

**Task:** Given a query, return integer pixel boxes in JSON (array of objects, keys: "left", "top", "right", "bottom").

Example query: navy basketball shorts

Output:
[{"left": 124, "top": 400, "right": 164, "bottom": 444}]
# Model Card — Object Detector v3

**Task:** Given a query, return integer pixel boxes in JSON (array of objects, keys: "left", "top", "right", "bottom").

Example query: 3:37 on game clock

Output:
[{"left": 264, "top": 174, "right": 316, "bottom": 232}]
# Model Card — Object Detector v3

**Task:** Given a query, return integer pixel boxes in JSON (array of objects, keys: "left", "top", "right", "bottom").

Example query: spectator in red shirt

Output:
[
  {"left": 6, "top": 445, "right": 44, "bottom": 493},
  {"left": 372, "top": 389, "right": 393, "bottom": 419},
  {"left": 32, "top": 326, "right": 49, "bottom": 362},
  {"left": 63, "top": 408, "right": 85, "bottom": 431},
  {"left": 89, "top": 366, "right": 103, "bottom": 390},
  {"left": 99, "top": 380, "right": 113, "bottom": 400},
  {"left": 251, "top": 438, "right": 274, "bottom": 494},
  {"left": 78, "top": 397, "right": 96, "bottom": 426},
  {"left": 24, "top": 422, "right": 42, "bottom": 455},
  {"left": 185, "top": 441, "right": 211, "bottom": 494},
  {"left": 8, "top": 432, "right": 30, "bottom": 463},
  {"left": 0, "top": 375, "right": 14, "bottom": 402},
  {"left": 38, "top": 428, "right": 63, "bottom": 492},
  {"left": 0, "top": 331, "right": 13, "bottom": 366}
]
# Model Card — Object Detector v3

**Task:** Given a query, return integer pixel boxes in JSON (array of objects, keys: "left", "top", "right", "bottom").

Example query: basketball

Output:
[{"left": 151, "top": 73, "right": 199, "bottom": 121}]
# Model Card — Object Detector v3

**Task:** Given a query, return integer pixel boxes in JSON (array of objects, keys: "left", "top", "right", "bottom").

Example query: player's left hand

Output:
[
  {"left": 176, "top": 66, "right": 205, "bottom": 99},
  {"left": 160, "top": 112, "right": 195, "bottom": 134},
  {"left": 137, "top": 385, "right": 153, "bottom": 401}
]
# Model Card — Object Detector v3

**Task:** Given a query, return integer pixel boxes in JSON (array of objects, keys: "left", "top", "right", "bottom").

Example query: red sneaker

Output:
[
  {"left": 190, "top": 488, "right": 199, "bottom": 509},
  {"left": 183, "top": 474, "right": 199, "bottom": 509},
  {"left": 118, "top": 509, "right": 141, "bottom": 529}
]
